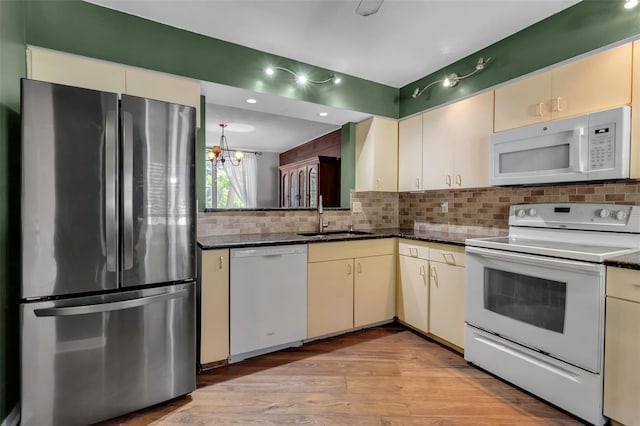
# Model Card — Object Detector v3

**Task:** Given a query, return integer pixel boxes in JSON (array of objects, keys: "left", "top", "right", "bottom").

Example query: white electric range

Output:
[{"left": 464, "top": 203, "right": 640, "bottom": 426}]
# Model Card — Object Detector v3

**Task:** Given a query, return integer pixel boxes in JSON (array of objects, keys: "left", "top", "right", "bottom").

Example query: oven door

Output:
[{"left": 465, "top": 246, "right": 605, "bottom": 373}]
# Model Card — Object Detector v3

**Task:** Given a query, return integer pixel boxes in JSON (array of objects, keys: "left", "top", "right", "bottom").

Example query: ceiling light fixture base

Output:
[{"left": 412, "top": 57, "right": 492, "bottom": 99}]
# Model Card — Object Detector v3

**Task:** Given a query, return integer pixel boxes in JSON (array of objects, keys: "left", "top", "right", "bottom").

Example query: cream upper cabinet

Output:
[
  {"left": 27, "top": 46, "right": 201, "bottom": 127},
  {"left": 200, "top": 248, "right": 229, "bottom": 366},
  {"left": 356, "top": 116, "right": 398, "bottom": 192},
  {"left": 603, "top": 267, "right": 640, "bottom": 426},
  {"left": 495, "top": 43, "right": 632, "bottom": 132},
  {"left": 397, "top": 241, "right": 429, "bottom": 334},
  {"left": 398, "top": 114, "right": 423, "bottom": 191},
  {"left": 422, "top": 91, "right": 494, "bottom": 190},
  {"left": 125, "top": 67, "right": 201, "bottom": 127},
  {"left": 354, "top": 254, "right": 395, "bottom": 327},
  {"left": 28, "top": 46, "right": 126, "bottom": 95},
  {"left": 428, "top": 243, "right": 465, "bottom": 349}
]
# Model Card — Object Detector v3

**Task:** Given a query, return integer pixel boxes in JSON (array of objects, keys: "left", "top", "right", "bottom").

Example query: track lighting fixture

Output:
[
  {"left": 412, "top": 57, "right": 492, "bottom": 99},
  {"left": 265, "top": 66, "right": 341, "bottom": 85}
]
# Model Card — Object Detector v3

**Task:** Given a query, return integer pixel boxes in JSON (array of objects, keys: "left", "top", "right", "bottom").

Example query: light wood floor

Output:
[{"left": 99, "top": 324, "right": 582, "bottom": 425}]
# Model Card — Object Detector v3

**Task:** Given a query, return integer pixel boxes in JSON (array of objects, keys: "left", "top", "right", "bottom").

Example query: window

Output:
[{"left": 205, "top": 151, "right": 257, "bottom": 209}]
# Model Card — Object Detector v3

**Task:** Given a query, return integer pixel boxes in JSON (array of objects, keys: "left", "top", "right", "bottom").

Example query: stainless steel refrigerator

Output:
[{"left": 20, "top": 79, "right": 197, "bottom": 426}]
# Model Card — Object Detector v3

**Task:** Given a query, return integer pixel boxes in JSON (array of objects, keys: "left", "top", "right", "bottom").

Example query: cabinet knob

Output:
[
  {"left": 347, "top": 264, "right": 352, "bottom": 275},
  {"left": 445, "top": 175, "right": 452, "bottom": 187},
  {"left": 357, "top": 263, "right": 362, "bottom": 274},
  {"left": 455, "top": 174, "right": 462, "bottom": 187},
  {"left": 415, "top": 178, "right": 420, "bottom": 188}
]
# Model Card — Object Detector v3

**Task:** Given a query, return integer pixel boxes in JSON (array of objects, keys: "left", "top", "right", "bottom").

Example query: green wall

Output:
[
  {"left": 340, "top": 122, "right": 356, "bottom": 208},
  {"left": 24, "top": 0, "right": 397, "bottom": 119},
  {"left": 0, "top": 0, "right": 25, "bottom": 422},
  {"left": 400, "top": 0, "right": 640, "bottom": 117}
]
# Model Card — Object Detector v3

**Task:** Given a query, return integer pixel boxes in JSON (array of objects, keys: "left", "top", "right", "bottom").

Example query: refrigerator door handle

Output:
[
  {"left": 33, "top": 289, "right": 189, "bottom": 317},
  {"left": 122, "top": 111, "right": 134, "bottom": 270},
  {"left": 105, "top": 110, "right": 118, "bottom": 272}
]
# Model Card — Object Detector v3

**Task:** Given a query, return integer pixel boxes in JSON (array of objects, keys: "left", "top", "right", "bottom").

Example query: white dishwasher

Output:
[{"left": 229, "top": 244, "right": 307, "bottom": 363}]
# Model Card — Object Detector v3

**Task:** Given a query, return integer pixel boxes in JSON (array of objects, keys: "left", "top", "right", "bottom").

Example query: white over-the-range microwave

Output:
[{"left": 490, "top": 106, "right": 631, "bottom": 186}]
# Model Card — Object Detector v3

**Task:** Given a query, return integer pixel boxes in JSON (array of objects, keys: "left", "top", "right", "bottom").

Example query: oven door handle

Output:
[{"left": 465, "top": 246, "right": 603, "bottom": 273}]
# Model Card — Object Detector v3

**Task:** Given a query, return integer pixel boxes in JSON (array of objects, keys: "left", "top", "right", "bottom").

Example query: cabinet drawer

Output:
[
  {"left": 398, "top": 241, "right": 429, "bottom": 260},
  {"left": 308, "top": 238, "right": 394, "bottom": 262},
  {"left": 607, "top": 266, "right": 640, "bottom": 303},
  {"left": 429, "top": 243, "right": 465, "bottom": 267}
]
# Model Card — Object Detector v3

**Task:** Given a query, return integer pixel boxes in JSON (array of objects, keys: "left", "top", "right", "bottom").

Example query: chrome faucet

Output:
[{"left": 318, "top": 195, "right": 329, "bottom": 233}]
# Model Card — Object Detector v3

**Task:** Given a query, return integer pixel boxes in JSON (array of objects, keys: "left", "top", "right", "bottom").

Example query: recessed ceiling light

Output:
[
  {"left": 246, "top": 98, "right": 257, "bottom": 104},
  {"left": 319, "top": 112, "right": 328, "bottom": 117},
  {"left": 625, "top": 0, "right": 638, "bottom": 9}
]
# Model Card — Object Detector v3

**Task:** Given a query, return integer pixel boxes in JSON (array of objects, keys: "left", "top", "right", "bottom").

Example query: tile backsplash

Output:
[
  {"left": 399, "top": 181, "right": 640, "bottom": 229},
  {"left": 198, "top": 181, "right": 640, "bottom": 237},
  {"left": 197, "top": 191, "right": 399, "bottom": 237}
]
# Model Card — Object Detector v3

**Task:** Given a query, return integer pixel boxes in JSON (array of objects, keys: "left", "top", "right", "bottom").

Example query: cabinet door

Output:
[
  {"left": 451, "top": 91, "right": 494, "bottom": 189},
  {"left": 604, "top": 297, "right": 640, "bottom": 425},
  {"left": 290, "top": 171, "right": 298, "bottom": 208},
  {"left": 298, "top": 166, "right": 307, "bottom": 207},
  {"left": 398, "top": 114, "right": 423, "bottom": 191},
  {"left": 200, "top": 249, "right": 229, "bottom": 365},
  {"left": 397, "top": 255, "right": 429, "bottom": 333},
  {"left": 422, "top": 104, "right": 454, "bottom": 190},
  {"left": 355, "top": 117, "right": 398, "bottom": 192},
  {"left": 125, "top": 67, "right": 202, "bottom": 127},
  {"left": 308, "top": 259, "right": 354, "bottom": 338},
  {"left": 551, "top": 43, "right": 631, "bottom": 120},
  {"left": 429, "top": 262, "right": 465, "bottom": 349},
  {"left": 308, "top": 165, "right": 318, "bottom": 208},
  {"left": 28, "top": 46, "right": 126, "bottom": 95},
  {"left": 494, "top": 70, "right": 552, "bottom": 132},
  {"left": 354, "top": 255, "right": 395, "bottom": 327}
]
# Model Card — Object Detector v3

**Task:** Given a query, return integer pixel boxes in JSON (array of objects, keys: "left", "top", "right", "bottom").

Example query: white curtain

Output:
[{"left": 224, "top": 153, "right": 258, "bottom": 208}]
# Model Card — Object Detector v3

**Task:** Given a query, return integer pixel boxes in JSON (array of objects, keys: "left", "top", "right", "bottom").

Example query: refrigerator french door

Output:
[{"left": 20, "top": 79, "right": 196, "bottom": 426}]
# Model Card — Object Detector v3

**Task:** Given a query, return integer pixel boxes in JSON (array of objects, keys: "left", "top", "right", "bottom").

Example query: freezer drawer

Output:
[{"left": 21, "top": 283, "right": 196, "bottom": 426}]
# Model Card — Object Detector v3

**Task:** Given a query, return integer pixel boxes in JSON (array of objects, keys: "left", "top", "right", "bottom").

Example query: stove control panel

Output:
[{"left": 509, "top": 203, "right": 640, "bottom": 232}]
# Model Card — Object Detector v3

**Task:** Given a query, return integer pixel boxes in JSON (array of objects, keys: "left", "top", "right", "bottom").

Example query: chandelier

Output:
[{"left": 207, "top": 124, "right": 243, "bottom": 167}]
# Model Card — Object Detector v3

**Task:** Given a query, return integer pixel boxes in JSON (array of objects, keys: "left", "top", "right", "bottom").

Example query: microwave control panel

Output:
[{"left": 589, "top": 123, "right": 615, "bottom": 170}]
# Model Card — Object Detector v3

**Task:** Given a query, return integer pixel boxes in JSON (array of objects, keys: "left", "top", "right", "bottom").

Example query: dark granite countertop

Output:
[
  {"left": 604, "top": 252, "right": 640, "bottom": 270},
  {"left": 197, "top": 227, "right": 507, "bottom": 250}
]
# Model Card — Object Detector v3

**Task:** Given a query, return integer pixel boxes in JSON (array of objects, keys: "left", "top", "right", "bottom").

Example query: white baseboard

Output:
[{"left": 1, "top": 404, "right": 20, "bottom": 426}]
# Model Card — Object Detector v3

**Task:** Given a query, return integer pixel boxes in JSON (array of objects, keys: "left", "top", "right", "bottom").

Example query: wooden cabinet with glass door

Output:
[{"left": 279, "top": 156, "right": 340, "bottom": 208}]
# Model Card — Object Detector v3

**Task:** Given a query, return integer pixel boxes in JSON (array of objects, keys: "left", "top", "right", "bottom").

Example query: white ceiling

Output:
[{"left": 85, "top": 0, "right": 580, "bottom": 152}]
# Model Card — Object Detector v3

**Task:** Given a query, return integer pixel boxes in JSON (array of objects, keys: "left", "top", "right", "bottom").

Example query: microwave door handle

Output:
[{"left": 572, "top": 127, "right": 586, "bottom": 172}]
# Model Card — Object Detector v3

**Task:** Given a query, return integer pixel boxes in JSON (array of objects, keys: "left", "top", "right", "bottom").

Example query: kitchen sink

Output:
[{"left": 297, "top": 230, "right": 374, "bottom": 237}]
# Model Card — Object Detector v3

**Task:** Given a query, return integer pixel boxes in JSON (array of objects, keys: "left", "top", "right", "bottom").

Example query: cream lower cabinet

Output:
[
  {"left": 397, "top": 241, "right": 430, "bottom": 333},
  {"left": 354, "top": 254, "right": 395, "bottom": 328},
  {"left": 307, "top": 239, "right": 395, "bottom": 339},
  {"left": 396, "top": 240, "right": 465, "bottom": 351},
  {"left": 199, "top": 248, "right": 229, "bottom": 366},
  {"left": 429, "top": 243, "right": 465, "bottom": 349},
  {"left": 307, "top": 259, "right": 355, "bottom": 338},
  {"left": 604, "top": 266, "right": 640, "bottom": 425}
]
